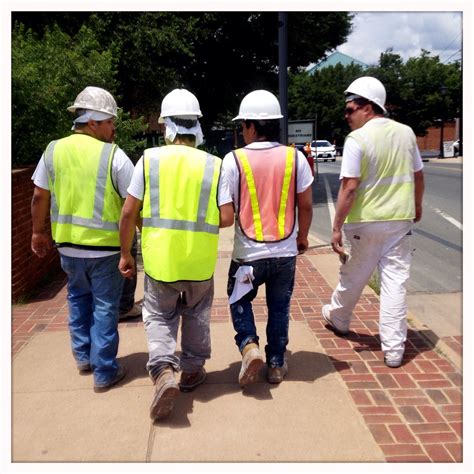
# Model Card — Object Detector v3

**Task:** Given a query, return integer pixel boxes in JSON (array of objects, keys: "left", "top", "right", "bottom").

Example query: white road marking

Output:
[
  {"left": 432, "top": 207, "right": 462, "bottom": 230},
  {"left": 323, "top": 175, "right": 336, "bottom": 225}
]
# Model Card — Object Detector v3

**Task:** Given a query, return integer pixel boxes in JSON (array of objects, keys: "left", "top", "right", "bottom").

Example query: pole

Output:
[{"left": 278, "top": 12, "right": 288, "bottom": 145}]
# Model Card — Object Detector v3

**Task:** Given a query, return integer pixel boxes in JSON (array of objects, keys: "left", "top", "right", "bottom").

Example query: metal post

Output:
[
  {"left": 278, "top": 12, "right": 288, "bottom": 145},
  {"left": 439, "top": 84, "right": 448, "bottom": 158}
]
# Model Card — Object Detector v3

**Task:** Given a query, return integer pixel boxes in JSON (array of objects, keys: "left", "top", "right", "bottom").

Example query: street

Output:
[{"left": 310, "top": 157, "right": 463, "bottom": 295}]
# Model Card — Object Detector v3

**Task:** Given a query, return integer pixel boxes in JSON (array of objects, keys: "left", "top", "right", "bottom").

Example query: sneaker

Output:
[
  {"left": 267, "top": 362, "right": 288, "bottom": 384},
  {"left": 179, "top": 367, "right": 207, "bottom": 392},
  {"left": 150, "top": 367, "right": 180, "bottom": 421},
  {"left": 384, "top": 357, "right": 403, "bottom": 368},
  {"left": 119, "top": 303, "right": 142, "bottom": 321},
  {"left": 322, "top": 304, "right": 349, "bottom": 335},
  {"left": 238, "top": 344, "right": 264, "bottom": 387},
  {"left": 77, "top": 362, "right": 91, "bottom": 374},
  {"left": 93, "top": 366, "right": 126, "bottom": 393}
]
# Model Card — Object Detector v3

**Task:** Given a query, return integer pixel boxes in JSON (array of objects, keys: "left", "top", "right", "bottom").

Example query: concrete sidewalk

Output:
[{"left": 11, "top": 227, "right": 462, "bottom": 463}]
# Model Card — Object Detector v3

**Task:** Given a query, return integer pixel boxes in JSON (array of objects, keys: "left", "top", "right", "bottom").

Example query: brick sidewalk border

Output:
[{"left": 12, "top": 250, "right": 462, "bottom": 462}]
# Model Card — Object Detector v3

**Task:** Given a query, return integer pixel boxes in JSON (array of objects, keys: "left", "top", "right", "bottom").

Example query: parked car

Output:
[
  {"left": 453, "top": 139, "right": 460, "bottom": 156},
  {"left": 311, "top": 140, "right": 336, "bottom": 162}
]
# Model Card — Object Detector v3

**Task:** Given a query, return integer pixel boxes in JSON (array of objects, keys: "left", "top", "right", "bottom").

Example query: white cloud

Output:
[{"left": 338, "top": 12, "right": 463, "bottom": 65}]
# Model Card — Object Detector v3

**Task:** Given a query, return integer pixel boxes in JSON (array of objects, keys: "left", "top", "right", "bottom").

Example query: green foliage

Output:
[
  {"left": 12, "top": 22, "right": 146, "bottom": 166},
  {"left": 288, "top": 48, "right": 462, "bottom": 144}
]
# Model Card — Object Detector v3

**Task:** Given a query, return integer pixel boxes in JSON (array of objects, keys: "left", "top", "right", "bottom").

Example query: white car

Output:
[{"left": 311, "top": 140, "right": 336, "bottom": 161}]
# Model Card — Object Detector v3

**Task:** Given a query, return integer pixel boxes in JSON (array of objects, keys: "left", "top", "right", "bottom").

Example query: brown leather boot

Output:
[
  {"left": 150, "top": 367, "right": 179, "bottom": 421},
  {"left": 238, "top": 343, "right": 264, "bottom": 387}
]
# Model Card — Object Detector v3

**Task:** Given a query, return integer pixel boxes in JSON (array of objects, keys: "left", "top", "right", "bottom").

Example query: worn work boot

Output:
[
  {"left": 238, "top": 343, "right": 264, "bottom": 387},
  {"left": 150, "top": 367, "right": 180, "bottom": 421},
  {"left": 179, "top": 367, "right": 207, "bottom": 392},
  {"left": 93, "top": 366, "right": 126, "bottom": 393},
  {"left": 267, "top": 361, "right": 288, "bottom": 384}
]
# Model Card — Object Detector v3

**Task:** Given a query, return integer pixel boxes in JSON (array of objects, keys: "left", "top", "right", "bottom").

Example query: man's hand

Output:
[
  {"left": 297, "top": 234, "right": 309, "bottom": 254},
  {"left": 31, "top": 231, "right": 53, "bottom": 258},
  {"left": 414, "top": 205, "right": 422, "bottom": 223},
  {"left": 331, "top": 229, "right": 345, "bottom": 256},
  {"left": 119, "top": 254, "right": 136, "bottom": 279}
]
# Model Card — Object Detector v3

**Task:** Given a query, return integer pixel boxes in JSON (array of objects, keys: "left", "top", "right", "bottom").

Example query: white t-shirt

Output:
[
  {"left": 218, "top": 142, "right": 314, "bottom": 262},
  {"left": 340, "top": 118, "right": 423, "bottom": 179},
  {"left": 32, "top": 144, "right": 134, "bottom": 258}
]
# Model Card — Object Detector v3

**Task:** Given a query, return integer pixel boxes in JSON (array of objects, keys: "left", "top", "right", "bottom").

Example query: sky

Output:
[{"left": 337, "top": 11, "right": 463, "bottom": 66}]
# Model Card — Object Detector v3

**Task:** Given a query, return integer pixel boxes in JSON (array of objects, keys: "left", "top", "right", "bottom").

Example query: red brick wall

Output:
[
  {"left": 12, "top": 167, "right": 62, "bottom": 302},
  {"left": 416, "top": 121, "right": 457, "bottom": 151}
]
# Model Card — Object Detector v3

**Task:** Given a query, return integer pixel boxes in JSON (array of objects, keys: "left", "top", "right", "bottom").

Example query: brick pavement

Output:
[{"left": 11, "top": 249, "right": 463, "bottom": 462}]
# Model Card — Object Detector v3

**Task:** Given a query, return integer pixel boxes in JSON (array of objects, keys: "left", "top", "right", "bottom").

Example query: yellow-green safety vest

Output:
[
  {"left": 141, "top": 145, "right": 221, "bottom": 282},
  {"left": 43, "top": 134, "right": 123, "bottom": 249},
  {"left": 345, "top": 118, "right": 416, "bottom": 224}
]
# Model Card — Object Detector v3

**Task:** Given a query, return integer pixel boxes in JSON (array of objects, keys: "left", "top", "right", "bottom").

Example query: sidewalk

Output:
[{"left": 11, "top": 227, "right": 462, "bottom": 463}]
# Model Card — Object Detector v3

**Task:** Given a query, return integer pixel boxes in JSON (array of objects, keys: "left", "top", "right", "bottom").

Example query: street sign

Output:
[
  {"left": 288, "top": 121, "right": 313, "bottom": 144},
  {"left": 443, "top": 141, "right": 454, "bottom": 158}
]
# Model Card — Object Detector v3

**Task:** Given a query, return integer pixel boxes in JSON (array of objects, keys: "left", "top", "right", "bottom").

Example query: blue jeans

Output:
[
  {"left": 227, "top": 257, "right": 296, "bottom": 368},
  {"left": 60, "top": 253, "right": 124, "bottom": 386}
]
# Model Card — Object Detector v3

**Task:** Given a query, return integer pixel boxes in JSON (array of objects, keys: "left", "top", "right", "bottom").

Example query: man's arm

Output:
[
  {"left": 219, "top": 202, "right": 234, "bottom": 228},
  {"left": 414, "top": 170, "right": 424, "bottom": 223},
  {"left": 332, "top": 177, "right": 360, "bottom": 256},
  {"left": 296, "top": 187, "right": 313, "bottom": 253},
  {"left": 119, "top": 194, "right": 142, "bottom": 279},
  {"left": 31, "top": 186, "right": 53, "bottom": 258}
]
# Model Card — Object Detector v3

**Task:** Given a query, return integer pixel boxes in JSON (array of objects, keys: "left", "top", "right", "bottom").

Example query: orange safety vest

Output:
[{"left": 233, "top": 145, "right": 297, "bottom": 242}]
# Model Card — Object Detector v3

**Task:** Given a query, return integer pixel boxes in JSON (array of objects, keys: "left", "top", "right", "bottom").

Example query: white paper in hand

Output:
[{"left": 228, "top": 265, "right": 255, "bottom": 304}]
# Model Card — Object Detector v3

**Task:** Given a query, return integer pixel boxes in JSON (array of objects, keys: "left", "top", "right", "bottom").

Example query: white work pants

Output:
[{"left": 328, "top": 221, "right": 412, "bottom": 360}]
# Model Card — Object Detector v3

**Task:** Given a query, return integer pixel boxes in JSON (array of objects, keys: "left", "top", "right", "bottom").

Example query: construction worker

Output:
[
  {"left": 119, "top": 89, "right": 231, "bottom": 421},
  {"left": 321, "top": 76, "right": 425, "bottom": 368},
  {"left": 31, "top": 86, "right": 135, "bottom": 392},
  {"left": 218, "top": 90, "right": 313, "bottom": 387}
]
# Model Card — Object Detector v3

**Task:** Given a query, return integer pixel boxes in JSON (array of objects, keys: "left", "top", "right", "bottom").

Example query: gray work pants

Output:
[{"left": 143, "top": 274, "right": 213, "bottom": 381}]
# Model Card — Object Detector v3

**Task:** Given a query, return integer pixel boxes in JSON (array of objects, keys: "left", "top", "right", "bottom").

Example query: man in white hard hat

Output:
[
  {"left": 31, "top": 86, "right": 135, "bottom": 392},
  {"left": 218, "top": 90, "right": 313, "bottom": 387},
  {"left": 321, "top": 76, "right": 425, "bottom": 368},
  {"left": 119, "top": 89, "right": 231, "bottom": 421}
]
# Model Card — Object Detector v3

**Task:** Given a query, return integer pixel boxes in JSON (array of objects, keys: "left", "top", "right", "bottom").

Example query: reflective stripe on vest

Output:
[
  {"left": 44, "top": 139, "right": 119, "bottom": 231},
  {"left": 346, "top": 119, "right": 416, "bottom": 223},
  {"left": 142, "top": 150, "right": 219, "bottom": 235},
  {"left": 233, "top": 145, "right": 296, "bottom": 242}
]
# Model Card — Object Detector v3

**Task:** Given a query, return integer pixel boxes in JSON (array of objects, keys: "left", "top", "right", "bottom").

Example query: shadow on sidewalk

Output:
[
  {"left": 154, "top": 350, "right": 337, "bottom": 428},
  {"left": 118, "top": 352, "right": 149, "bottom": 382},
  {"left": 323, "top": 323, "right": 441, "bottom": 367}
]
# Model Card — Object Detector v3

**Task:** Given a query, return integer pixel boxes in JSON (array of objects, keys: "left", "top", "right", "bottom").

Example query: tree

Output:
[
  {"left": 288, "top": 49, "right": 462, "bottom": 143},
  {"left": 12, "top": 12, "right": 353, "bottom": 133},
  {"left": 12, "top": 23, "right": 146, "bottom": 166}
]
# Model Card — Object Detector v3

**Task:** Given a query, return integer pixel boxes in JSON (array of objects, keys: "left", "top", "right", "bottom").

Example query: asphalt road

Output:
[{"left": 309, "top": 157, "right": 462, "bottom": 295}]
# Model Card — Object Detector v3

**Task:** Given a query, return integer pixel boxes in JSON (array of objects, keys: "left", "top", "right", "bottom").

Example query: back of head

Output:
[
  {"left": 159, "top": 89, "right": 203, "bottom": 147},
  {"left": 345, "top": 76, "right": 387, "bottom": 115}
]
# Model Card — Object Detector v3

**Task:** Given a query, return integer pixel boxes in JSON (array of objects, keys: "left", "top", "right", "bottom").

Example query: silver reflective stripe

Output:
[
  {"left": 44, "top": 141, "right": 59, "bottom": 218},
  {"left": 359, "top": 173, "right": 413, "bottom": 190},
  {"left": 55, "top": 215, "right": 118, "bottom": 230},
  {"left": 48, "top": 141, "right": 118, "bottom": 229},
  {"left": 92, "top": 143, "right": 115, "bottom": 223},
  {"left": 145, "top": 151, "right": 218, "bottom": 234},
  {"left": 142, "top": 217, "right": 218, "bottom": 234}
]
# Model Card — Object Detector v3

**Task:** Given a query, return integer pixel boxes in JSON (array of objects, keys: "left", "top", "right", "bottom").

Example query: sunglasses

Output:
[{"left": 344, "top": 106, "right": 361, "bottom": 115}]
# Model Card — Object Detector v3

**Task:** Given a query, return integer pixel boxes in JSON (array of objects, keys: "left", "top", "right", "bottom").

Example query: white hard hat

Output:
[
  {"left": 158, "top": 89, "right": 202, "bottom": 123},
  {"left": 232, "top": 90, "right": 283, "bottom": 121},
  {"left": 67, "top": 86, "right": 118, "bottom": 117},
  {"left": 345, "top": 76, "right": 387, "bottom": 114}
]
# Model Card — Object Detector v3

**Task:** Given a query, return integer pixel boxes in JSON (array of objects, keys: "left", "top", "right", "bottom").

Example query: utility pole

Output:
[{"left": 278, "top": 12, "right": 288, "bottom": 145}]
